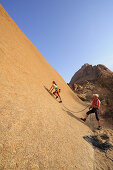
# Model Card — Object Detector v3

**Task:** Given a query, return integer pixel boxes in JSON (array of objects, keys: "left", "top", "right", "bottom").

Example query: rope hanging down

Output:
[{"left": 62, "top": 103, "right": 89, "bottom": 113}]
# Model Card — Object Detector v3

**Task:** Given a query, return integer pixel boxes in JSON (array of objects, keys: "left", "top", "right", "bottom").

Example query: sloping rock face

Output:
[
  {"left": 69, "top": 64, "right": 113, "bottom": 119},
  {"left": 0, "top": 5, "right": 94, "bottom": 170}
]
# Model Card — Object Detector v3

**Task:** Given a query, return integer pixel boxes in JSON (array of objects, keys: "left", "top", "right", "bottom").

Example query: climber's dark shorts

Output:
[
  {"left": 53, "top": 90, "right": 60, "bottom": 97},
  {"left": 86, "top": 108, "right": 100, "bottom": 121}
]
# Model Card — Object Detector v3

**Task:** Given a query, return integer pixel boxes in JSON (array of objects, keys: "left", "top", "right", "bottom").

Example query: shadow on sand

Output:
[
  {"left": 44, "top": 86, "right": 52, "bottom": 95},
  {"left": 62, "top": 108, "right": 93, "bottom": 130}
]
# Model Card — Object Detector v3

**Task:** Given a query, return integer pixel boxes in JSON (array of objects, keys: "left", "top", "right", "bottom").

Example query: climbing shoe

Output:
[
  {"left": 56, "top": 96, "right": 58, "bottom": 99},
  {"left": 59, "top": 101, "right": 62, "bottom": 103},
  {"left": 81, "top": 118, "right": 86, "bottom": 122},
  {"left": 97, "top": 126, "right": 102, "bottom": 130}
]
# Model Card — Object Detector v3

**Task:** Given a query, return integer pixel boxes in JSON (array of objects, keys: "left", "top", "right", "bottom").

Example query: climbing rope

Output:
[{"left": 62, "top": 103, "right": 89, "bottom": 113}]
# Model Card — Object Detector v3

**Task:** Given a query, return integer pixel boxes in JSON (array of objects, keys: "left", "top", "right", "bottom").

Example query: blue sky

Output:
[{"left": 0, "top": 0, "right": 113, "bottom": 82}]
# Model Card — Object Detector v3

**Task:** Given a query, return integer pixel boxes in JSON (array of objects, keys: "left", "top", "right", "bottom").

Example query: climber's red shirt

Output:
[{"left": 92, "top": 99, "right": 100, "bottom": 109}]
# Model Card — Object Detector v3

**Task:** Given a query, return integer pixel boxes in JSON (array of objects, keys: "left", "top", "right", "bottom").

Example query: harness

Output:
[{"left": 96, "top": 99, "right": 101, "bottom": 107}]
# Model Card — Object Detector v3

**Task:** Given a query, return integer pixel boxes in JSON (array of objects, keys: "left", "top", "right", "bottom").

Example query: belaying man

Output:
[{"left": 81, "top": 94, "right": 102, "bottom": 130}]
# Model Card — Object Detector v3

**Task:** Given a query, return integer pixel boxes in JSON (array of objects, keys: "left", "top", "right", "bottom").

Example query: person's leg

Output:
[
  {"left": 59, "top": 96, "right": 62, "bottom": 102},
  {"left": 97, "top": 120, "right": 101, "bottom": 130},
  {"left": 53, "top": 91, "right": 57, "bottom": 96},
  {"left": 81, "top": 108, "right": 94, "bottom": 121},
  {"left": 56, "top": 92, "right": 59, "bottom": 99},
  {"left": 97, "top": 120, "right": 101, "bottom": 126},
  {"left": 85, "top": 114, "right": 88, "bottom": 119},
  {"left": 95, "top": 109, "right": 101, "bottom": 129},
  {"left": 57, "top": 93, "right": 62, "bottom": 102}
]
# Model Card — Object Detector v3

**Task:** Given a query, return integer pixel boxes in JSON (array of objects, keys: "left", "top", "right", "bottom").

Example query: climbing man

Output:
[
  {"left": 81, "top": 94, "right": 102, "bottom": 130},
  {"left": 53, "top": 88, "right": 62, "bottom": 103}
]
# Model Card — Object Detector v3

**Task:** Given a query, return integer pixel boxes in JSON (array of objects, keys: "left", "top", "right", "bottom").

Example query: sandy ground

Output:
[{"left": 0, "top": 4, "right": 113, "bottom": 170}]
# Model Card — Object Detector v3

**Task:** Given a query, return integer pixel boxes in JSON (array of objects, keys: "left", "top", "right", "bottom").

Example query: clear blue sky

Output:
[{"left": 0, "top": 0, "right": 113, "bottom": 82}]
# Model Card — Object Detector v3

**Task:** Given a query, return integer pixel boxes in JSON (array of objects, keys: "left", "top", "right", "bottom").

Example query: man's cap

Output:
[{"left": 93, "top": 94, "right": 99, "bottom": 98}]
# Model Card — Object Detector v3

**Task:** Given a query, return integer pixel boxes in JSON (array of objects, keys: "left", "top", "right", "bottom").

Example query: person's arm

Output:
[{"left": 49, "top": 86, "right": 53, "bottom": 92}]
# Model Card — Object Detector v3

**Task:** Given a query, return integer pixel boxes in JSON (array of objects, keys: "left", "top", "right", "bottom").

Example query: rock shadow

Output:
[{"left": 62, "top": 108, "right": 93, "bottom": 130}]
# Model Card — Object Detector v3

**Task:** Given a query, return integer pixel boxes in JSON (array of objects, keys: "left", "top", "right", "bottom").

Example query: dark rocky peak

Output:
[
  {"left": 69, "top": 64, "right": 113, "bottom": 85},
  {"left": 81, "top": 63, "right": 90, "bottom": 69},
  {"left": 97, "top": 64, "right": 112, "bottom": 74}
]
